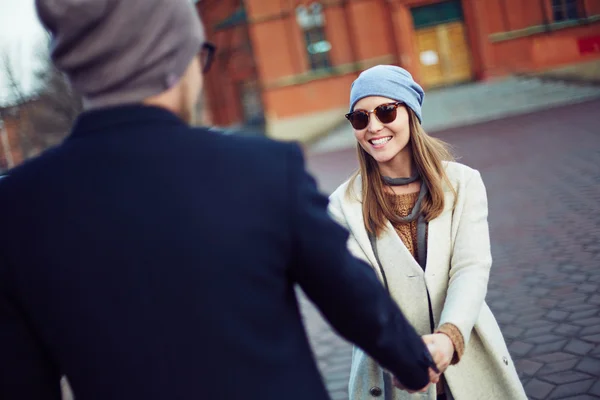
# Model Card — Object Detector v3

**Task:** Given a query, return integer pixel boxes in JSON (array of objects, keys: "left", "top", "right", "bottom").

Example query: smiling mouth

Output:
[{"left": 369, "top": 137, "right": 392, "bottom": 146}]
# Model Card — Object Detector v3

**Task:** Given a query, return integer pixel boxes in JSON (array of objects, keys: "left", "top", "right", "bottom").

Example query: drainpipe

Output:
[
  {"left": 384, "top": 0, "right": 401, "bottom": 66},
  {"left": 499, "top": 0, "right": 511, "bottom": 32},
  {"left": 283, "top": 0, "right": 303, "bottom": 74},
  {"left": 581, "top": 0, "right": 589, "bottom": 22},
  {"left": 540, "top": 0, "right": 550, "bottom": 33},
  {"left": 341, "top": 0, "right": 360, "bottom": 70}
]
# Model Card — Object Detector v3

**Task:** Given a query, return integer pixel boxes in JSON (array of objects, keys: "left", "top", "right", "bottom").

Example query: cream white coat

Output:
[{"left": 328, "top": 162, "right": 527, "bottom": 400}]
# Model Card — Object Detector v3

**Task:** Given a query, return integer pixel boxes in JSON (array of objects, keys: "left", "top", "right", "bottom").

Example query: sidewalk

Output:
[{"left": 309, "top": 76, "right": 600, "bottom": 154}]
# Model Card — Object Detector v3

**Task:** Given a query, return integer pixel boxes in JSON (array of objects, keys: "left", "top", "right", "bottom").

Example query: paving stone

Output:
[
  {"left": 583, "top": 334, "right": 600, "bottom": 344},
  {"left": 325, "top": 378, "right": 348, "bottom": 392},
  {"left": 564, "top": 339, "right": 595, "bottom": 355},
  {"left": 330, "top": 391, "right": 347, "bottom": 400},
  {"left": 509, "top": 341, "right": 534, "bottom": 357},
  {"left": 548, "top": 379, "right": 595, "bottom": 399},
  {"left": 515, "top": 359, "right": 543, "bottom": 377},
  {"left": 490, "top": 300, "right": 510, "bottom": 311},
  {"left": 325, "top": 363, "right": 352, "bottom": 374},
  {"left": 538, "top": 298, "right": 560, "bottom": 308},
  {"left": 503, "top": 325, "right": 525, "bottom": 339},
  {"left": 568, "top": 274, "right": 588, "bottom": 283},
  {"left": 324, "top": 371, "right": 351, "bottom": 382},
  {"left": 590, "top": 380, "right": 600, "bottom": 397},
  {"left": 529, "top": 340, "right": 568, "bottom": 356},
  {"left": 495, "top": 312, "right": 517, "bottom": 324},
  {"left": 524, "top": 325, "right": 559, "bottom": 338},
  {"left": 561, "top": 303, "right": 598, "bottom": 319},
  {"left": 551, "top": 286, "right": 577, "bottom": 297},
  {"left": 572, "top": 317, "right": 600, "bottom": 327},
  {"left": 559, "top": 295, "right": 592, "bottom": 307},
  {"left": 527, "top": 334, "right": 566, "bottom": 345},
  {"left": 581, "top": 324, "right": 600, "bottom": 336},
  {"left": 577, "top": 283, "right": 598, "bottom": 293},
  {"left": 547, "top": 310, "right": 570, "bottom": 321},
  {"left": 576, "top": 357, "right": 600, "bottom": 376},
  {"left": 525, "top": 378, "right": 555, "bottom": 400},
  {"left": 530, "top": 288, "right": 551, "bottom": 297},
  {"left": 537, "top": 358, "right": 580, "bottom": 376},
  {"left": 554, "top": 323, "right": 582, "bottom": 336},
  {"left": 538, "top": 370, "right": 592, "bottom": 385}
]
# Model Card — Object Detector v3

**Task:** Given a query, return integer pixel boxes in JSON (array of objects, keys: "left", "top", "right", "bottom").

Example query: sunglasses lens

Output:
[
  {"left": 348, "top": 112, "right": 369, "bottom": 130},
  {"left": 375, "top": 104, "right": 398, "bottom": 124}
]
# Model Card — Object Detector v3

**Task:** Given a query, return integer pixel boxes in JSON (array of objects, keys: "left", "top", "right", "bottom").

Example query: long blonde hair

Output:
[{"left": 347, "top": 108, "right": 455, "bottom": 236}]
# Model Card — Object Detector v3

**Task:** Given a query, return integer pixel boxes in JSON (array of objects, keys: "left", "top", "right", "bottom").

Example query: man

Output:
[{"left": 0, "top": 1, "right": 438, "bottom": 399}]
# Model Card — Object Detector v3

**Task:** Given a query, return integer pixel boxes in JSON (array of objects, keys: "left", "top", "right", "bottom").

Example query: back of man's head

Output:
[{"left": 35, "top": 0, "right": 206, "bottom": 110}]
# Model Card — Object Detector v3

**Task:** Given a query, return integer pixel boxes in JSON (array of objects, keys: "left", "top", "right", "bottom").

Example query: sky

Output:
[{"left": 0, "top": 0, "right": 47, "bottom": 106}]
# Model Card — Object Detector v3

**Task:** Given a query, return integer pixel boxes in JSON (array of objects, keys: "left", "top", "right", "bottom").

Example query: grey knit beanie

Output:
[
  {"left": 349, "top": 65, "right": 425, "bottom": 123},
  {"left": 35, "top": 0, "right": 206, "bottom": 108}
]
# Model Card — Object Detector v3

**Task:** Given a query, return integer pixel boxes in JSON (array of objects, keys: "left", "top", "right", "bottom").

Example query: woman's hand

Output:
[{"left": 422, "top": 333, "right": 455, "bottom": 374}]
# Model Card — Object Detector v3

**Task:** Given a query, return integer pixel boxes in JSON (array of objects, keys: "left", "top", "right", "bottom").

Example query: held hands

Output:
[
  {"left": 392, "top": 334, "right": 455, "bottom": 393},
  {"left": 422, "top": 333, "right": 455, "bottom": 374}
]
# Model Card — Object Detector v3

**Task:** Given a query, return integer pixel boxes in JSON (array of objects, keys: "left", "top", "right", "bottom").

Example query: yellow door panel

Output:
[
  {"left": 415, "top": 28, "right": 445, "bottom": 88},
  {"left": 415, "top": 21, "right": 473, "bottom": 88}
]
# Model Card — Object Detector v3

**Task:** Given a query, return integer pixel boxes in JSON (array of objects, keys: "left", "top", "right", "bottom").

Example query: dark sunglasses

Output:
[
  {"left": 345, "top": 102, "right": 404, "bottom": 130},
  {"left": 200, "top": 42, "right": 216, "bottom": 73}
]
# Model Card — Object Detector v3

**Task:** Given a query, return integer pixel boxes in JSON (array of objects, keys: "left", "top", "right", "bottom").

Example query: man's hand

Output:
[
  {"left": 392, "top": 341, "right": 442, "bottom": 393},
  {"left": 392, "top": 366, "right": 438, "bottom": 393},
  {"left": 422, "top": 333, "right": 455, "bottom": 374}
]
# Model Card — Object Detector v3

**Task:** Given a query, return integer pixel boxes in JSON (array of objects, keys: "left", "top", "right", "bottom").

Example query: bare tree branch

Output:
[
  {"left": 0, "top": 36, "right": 83, "bottom": 164},
  {"left": 1, "top": 48, "right": 27, "bottom": 105}
]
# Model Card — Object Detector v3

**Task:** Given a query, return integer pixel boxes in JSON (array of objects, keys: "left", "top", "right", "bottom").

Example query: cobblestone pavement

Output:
[{"left": 301, "top": 98, "right": 600, "bottom": 400}]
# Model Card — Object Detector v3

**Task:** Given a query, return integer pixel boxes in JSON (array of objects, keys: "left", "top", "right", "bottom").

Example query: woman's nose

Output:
[{"left": 367, "top": 113, "right": 384, "bottom": 133}]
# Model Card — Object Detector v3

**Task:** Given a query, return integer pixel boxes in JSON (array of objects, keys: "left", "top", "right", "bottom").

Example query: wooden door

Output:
[{"left": 415, "top": 21, "right": 473, "bottom": 88}]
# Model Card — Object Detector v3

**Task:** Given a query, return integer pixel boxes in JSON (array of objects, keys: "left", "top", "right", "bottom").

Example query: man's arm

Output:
[
  {"left": 0, "top": 258, "right": 62, "bottom": 399},
  {"left": 286, "top": 145, "right": 433, "bottom": 391}
]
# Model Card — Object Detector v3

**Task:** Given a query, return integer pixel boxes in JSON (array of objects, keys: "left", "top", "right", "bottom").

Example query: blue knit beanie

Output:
[{"left": 349, "top": 65, "right": 425, "bottom": 124}]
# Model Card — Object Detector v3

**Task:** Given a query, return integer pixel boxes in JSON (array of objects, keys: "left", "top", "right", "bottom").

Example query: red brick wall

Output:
[{"left": 198, "top": 0, "right": 600, "bottom": 127}]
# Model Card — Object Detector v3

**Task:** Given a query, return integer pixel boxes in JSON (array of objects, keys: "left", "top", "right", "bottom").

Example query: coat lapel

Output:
[
  {"left": 339, "top": 176, "right": 454, "bottom": 280},
  {"left": 339, "top": 177, "right": 424, "bottom": 278},
  {"left": 338, "top": 182, "right": 380, "bottom": 270},
  {"left": 377, "top": 222, "right": 424, "bottom": 278}
]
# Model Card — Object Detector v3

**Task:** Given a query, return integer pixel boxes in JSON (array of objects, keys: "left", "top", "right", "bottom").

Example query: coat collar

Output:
[
  {"left": 337, "top": 175, "right": 451, "bottom": 277},
  {"left": 67, "top": 104, "right": 187, "bottom": 140}
]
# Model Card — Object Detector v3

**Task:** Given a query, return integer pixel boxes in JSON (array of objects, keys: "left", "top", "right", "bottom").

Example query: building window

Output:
[
  {"left": 296, "top": 3, "right": 332, "bottom": 71},
  {"left": 304, "top": 27, "right": 331, "bottom": 70},
  {"left": 552, "top": 0, "right": 580, "bottom": 21}
]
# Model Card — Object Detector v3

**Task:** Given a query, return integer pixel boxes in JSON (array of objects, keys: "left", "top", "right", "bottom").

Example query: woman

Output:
[{"left": 328, "top": 65, "right": 527, "bottom": 400}]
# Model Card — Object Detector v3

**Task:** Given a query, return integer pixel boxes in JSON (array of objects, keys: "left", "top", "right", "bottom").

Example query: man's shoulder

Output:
[{"left": 191, "top": 125, "right": 304, "bottom": 163}]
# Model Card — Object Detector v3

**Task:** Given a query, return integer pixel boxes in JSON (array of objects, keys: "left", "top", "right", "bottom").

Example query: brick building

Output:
[{"left": 198, "top": 0, "right": 600, "bottom": 142}]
